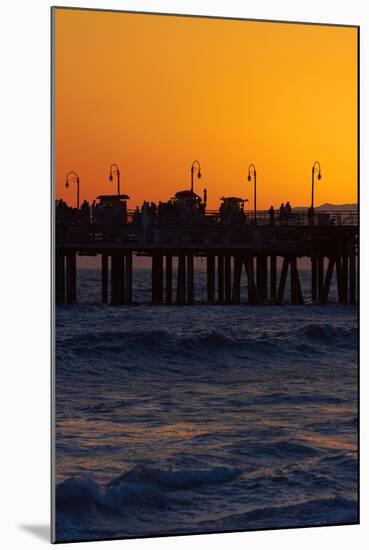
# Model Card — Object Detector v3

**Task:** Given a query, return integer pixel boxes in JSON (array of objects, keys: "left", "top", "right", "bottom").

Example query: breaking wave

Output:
[
  {"left": 56, "top": 465, "right": 241, "bottom": 511},
  {"left": 57, "top": 321, "right": 356, "bottom": 364}
]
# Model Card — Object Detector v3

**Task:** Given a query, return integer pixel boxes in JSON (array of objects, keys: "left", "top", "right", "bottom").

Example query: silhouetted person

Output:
[
  {"left": 219, "top": 202, "right": 225, "bottom": 219},
  {"left": 268, "top": 205, "right": 275, "bottom": 225},
  {"left": 279, "top": 203, "right": 285, "bottom": 223},
  {"left": 81, "top": 200, "right": 90, "bottom": 225},
  {"left": 132, "top": 206, "right": 142, "bottom": 224},
  {"left": 157, "top": 201, "right": 165, "bottom": 217},
  {"left": 285, "top": 201, "right": 292, "bottom": 224},
  {"left": 56, "top": 199, "right": 67, "bottom": 224},
  {"left": 91, "top": 200, "right": 97, "bottom": 222},
  {"left": 149, "top": 202, "right": 157, "bottom": 221}
]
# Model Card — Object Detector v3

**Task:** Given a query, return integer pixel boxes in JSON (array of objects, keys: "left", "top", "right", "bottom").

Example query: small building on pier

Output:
[
  {"left": 219, "top": 196, "right": 247, "bottom": 224},
  {"left": 171, "top": 190, "right": 206, "bottom": 219},
  {"left": 94, "top": 194, "right": 130, "bottom": 224}
]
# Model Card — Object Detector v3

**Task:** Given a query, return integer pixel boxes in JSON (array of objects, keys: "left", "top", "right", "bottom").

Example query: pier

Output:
[{"left": 55, "top": 206, "right": 358, "bottom": 306}]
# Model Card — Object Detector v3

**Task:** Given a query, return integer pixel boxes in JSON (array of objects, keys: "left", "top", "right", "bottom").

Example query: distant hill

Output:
[{"left": 293, "top": 203, "right": 357, "bottom": 211}]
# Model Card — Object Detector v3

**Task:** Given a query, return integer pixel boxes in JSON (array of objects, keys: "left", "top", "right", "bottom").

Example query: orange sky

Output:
[{"left": 54, "top": 8, "right": 358, "bottom": 210}]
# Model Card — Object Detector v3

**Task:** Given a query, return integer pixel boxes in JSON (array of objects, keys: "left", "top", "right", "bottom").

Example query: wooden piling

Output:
[
  {"left": 245, "top": 257, "right": 258, "bottom": 304},
  {"left": 295, "top": 261, "right": 304, "bottom": 305},
  {"left": 165, "top": 255, "right": 173, "bottom": 304},
  {"left": 110, "top": 253, "right": 119, "bottom": 305},
  {"left": 224, "top": 255, "right": 232, "bottom": 304},
  {"left": 125, "top": 252, "right": 133, "bottom": 304},
  {"left": 335, "top": 257, "right": 343, "bottom": 304},
  {"left": 270, "top": 255, "right": 277, "bottom": 301},
  {"left": 101, "top": 253, "right": 108, "bottom": 304},
  {"left": 232, "top": 255, "right": 242, "bottom": 304},
  {"left": 318, "top": 256, "right": 324, "bottom": 303},
  {"left": 177, "top": 254, "right": 186, "bottom": 304},
  {"left": 71, "top": 252, "right": 77, "bottom": 302},
  {"left": 256, "top": 255, "right": 267, "bottom": 303},
  {"left": 290, "top": 256, "right": 304, "bottom": 305},
  {"left": 66, "top": 254, "right": 72, "bottom": 304},
  {"left": 311, "top": 256, "right": 318, "bottom": 302},
  {"left": 261, "top": 256, "right": 268, "bottom": 301},
  {"left": 341, "top": 255, "right": 349, "bottom": 305},
  {"left": 56, "top": 251, "right": 65, "bottom": 304},
  {"left": 349, "top": 250, "right": 356, "bottom": 305},
  {"left": 187, "top": 254, "right": 194, "bottom": 305},
  {"left": 256, "top": 255, "right": 263, "bottom": 302},
  {"left": 207, "top": 254, "right": 215, "bottom": 304},
  {"left": 321, "top": 257, "right": 335, "bottom": 304},
  {"left": 120, "top": 255, "right": 126, "bottom": 303},
  {"left": 217, "top": 255, "right": 224, "bottom": 304},
  {"left": 290, "top": 257, "right": 298, "bottom": 305},
  {"left": 152, "top": 254, "right": 163, "bottom": 304},
  {"left": 277, "top": 256, "right": 289, "bottom": 305},
  {"left": 66, "top": 252, "right": 76, "bottom": 304}
]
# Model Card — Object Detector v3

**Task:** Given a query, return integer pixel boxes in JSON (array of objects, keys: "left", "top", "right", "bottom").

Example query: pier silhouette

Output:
[{"left": 55, "top": 189, "right": 357, "bottom": 306}]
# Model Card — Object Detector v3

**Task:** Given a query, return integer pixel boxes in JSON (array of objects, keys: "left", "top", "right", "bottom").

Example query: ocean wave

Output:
[
  {"left": 56, "top": 465, "right": 240, "bottom": 512},
  {"left": 199, "top": 496, "right": 358, "bottom": 530},
  {"left": 230, "top": 439, "right": 322, "bottom": 461},
  {"left": 109, "top": 464, "right": 240, "bottom": 490},
  {"left": 57, "top": 321, "right": 356, "bottom": 365},
  {"left": 60, "top": 329, "right": 235, "bottom": 352},
  {"left": 294, "top": 323, "right": 356, "bottom": 346}
]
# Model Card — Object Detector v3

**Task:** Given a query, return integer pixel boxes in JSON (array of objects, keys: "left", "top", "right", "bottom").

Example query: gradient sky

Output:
[{"left": 54, "top": 8, "right": 358, "bottom": 210}]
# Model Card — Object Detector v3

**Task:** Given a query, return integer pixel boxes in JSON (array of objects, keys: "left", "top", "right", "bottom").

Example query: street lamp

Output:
[
  {"left": 191, "top": 160, "right": 201, "bottom": 215},
  {"left": 247, "top": 164, "right": 257, "bottom": 224},
  {"left": 109, "top": 163, "right": 121, "bottom": 197},
  {"left": 311, "top": 161, "right": 322, "bottom": 209},
  {"left": 65, "top": 171, "right": 80, "bottom": 208}
]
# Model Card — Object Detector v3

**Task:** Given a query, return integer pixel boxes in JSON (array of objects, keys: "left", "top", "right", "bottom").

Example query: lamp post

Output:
[
  {"left": 311, "top": 161, "right": 322, "bottom": 210},
  {"left": 65, "top": 171, "right": 80, "bottom": 208},
  {"left": 247, "top": 164, "right": 257, "bottom": 224},
  {"left": 191, "top": 160, "right": 201, "bottom": 215},
  {"left": 109, "top": 163, "right": 121, "bottom": 197}
]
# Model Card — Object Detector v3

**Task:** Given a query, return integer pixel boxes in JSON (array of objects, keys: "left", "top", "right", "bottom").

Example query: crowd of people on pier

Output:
[
  {"left": 56, "top": 194, "right": 327, "bottom": 228},
  {"left": 56, "top": 198, "right": 127, "bottom": 226},
  {"left": 132, "top": 199, "right": 206, "bottom": 225},
  {"left": 56, "top": 192, "right": 208, "bottom": 227}
]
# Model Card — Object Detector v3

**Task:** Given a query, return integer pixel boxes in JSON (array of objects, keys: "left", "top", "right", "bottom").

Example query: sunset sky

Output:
[{"left": 54, "top": 8, "right": 358, "bottom": 210}]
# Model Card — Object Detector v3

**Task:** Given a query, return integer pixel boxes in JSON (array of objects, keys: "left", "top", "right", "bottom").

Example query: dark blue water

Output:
[{"left": 55, "top": 269, "right": 358, "bottom": 542}]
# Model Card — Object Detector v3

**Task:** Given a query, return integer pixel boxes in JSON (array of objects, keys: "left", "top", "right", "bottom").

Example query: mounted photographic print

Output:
[{"left": 51, "top": 7, "right": 359, "bottom": 543}]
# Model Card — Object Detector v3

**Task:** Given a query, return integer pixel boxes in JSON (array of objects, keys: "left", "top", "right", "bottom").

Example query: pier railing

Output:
[
  {"left": 57, "top": 208, "right": 357, "bottom": 228},
  {"left": 56, "top": 208, "right": 357, "bottom": 246},
  {"left": 202, "top": 210, "right": 358, "bottom": 226}
]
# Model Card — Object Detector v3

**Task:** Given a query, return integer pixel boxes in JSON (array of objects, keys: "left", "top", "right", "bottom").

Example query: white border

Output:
[{"left": 1, "top": 1, "right": 367, "bottom": 548}]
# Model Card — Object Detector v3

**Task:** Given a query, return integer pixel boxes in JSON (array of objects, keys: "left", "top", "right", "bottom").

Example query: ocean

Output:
[{"left": 54, "top": 267, "right": 358, "bottom": 542}]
